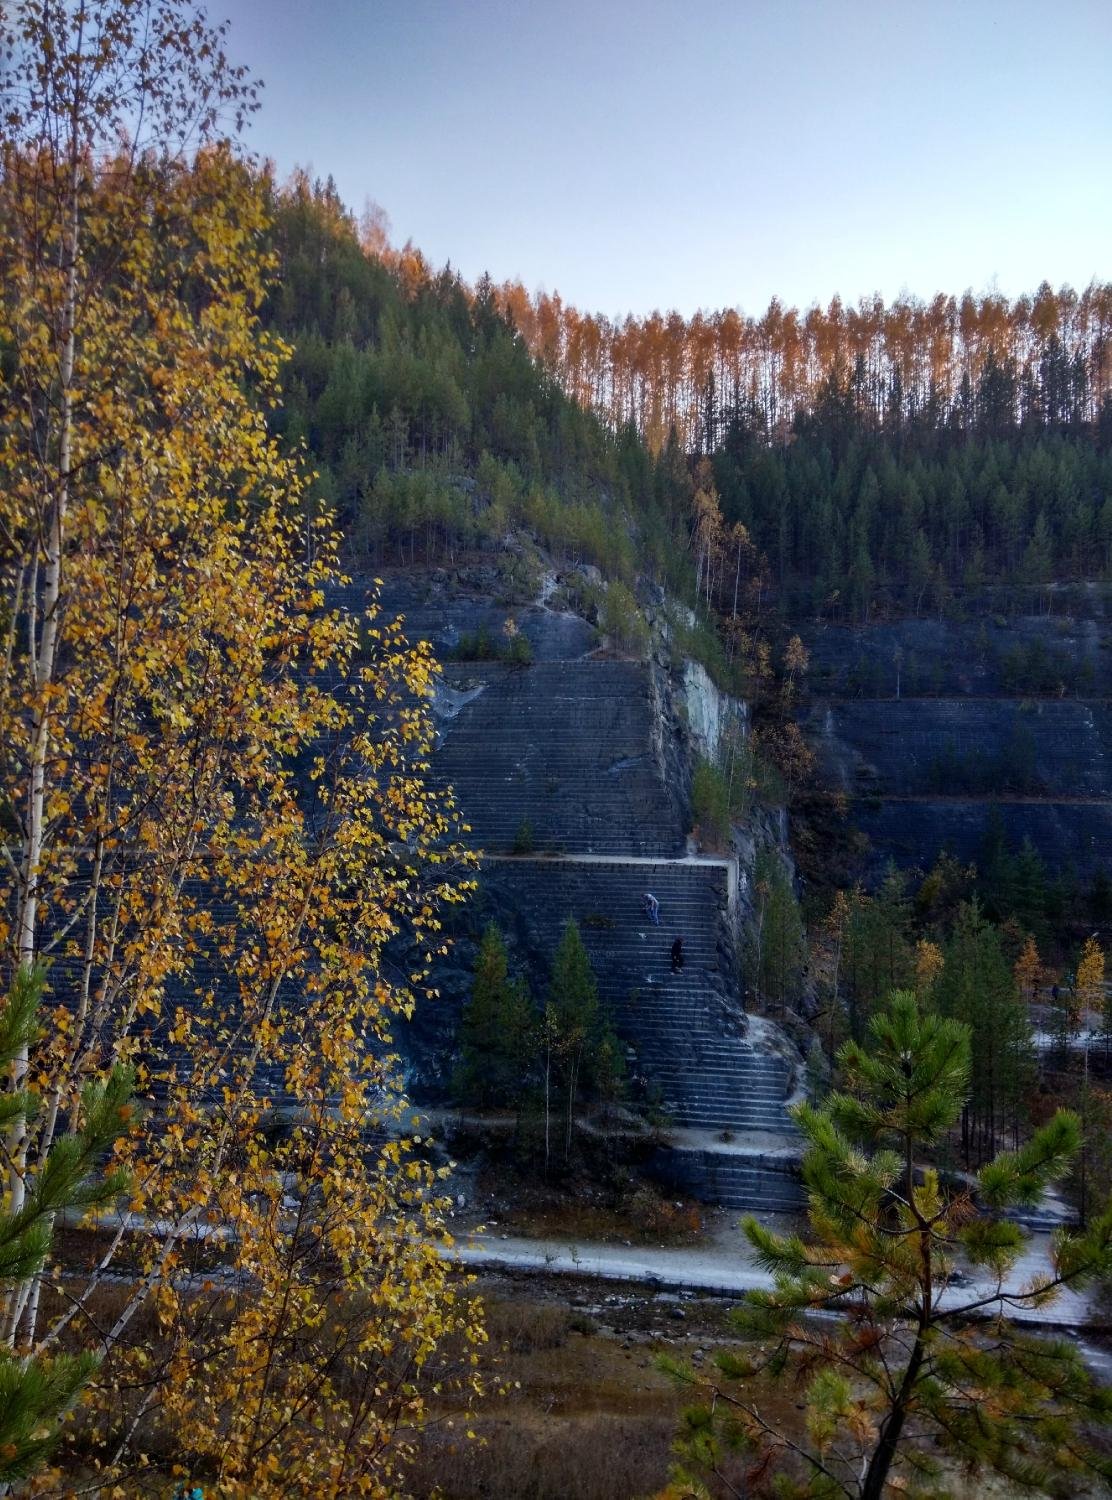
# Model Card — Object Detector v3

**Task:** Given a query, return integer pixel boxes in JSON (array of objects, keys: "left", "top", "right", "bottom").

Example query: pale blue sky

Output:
[{"left": 219, "top": 0, "right": 1111, "bottom": 318}]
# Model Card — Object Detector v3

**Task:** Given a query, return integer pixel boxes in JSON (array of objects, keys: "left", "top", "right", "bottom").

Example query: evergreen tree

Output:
[
  {"left": 548, "top": 919, "right": 601, "bottom": 1159},
  {"left": 1010, "top": 836, "right": 1050, "bottom": 934},
  {"left": 750, "top": 849, "right": 807, "bottom": 1011},
  {"left": 842, "top": 868, "right": 913, "bottom": 1038},
  {"left": 0, "top": 967, "right": 133, "bottom": 1485},
  {"left": 935, "top": 901, "right": 1035, "bottom": 1157},
  {"left": 455, "top": 922, "right": 533, "bottom": 1110},
  {"left": 667, "top": 993, "right": 1112, "bottom": 1499}
]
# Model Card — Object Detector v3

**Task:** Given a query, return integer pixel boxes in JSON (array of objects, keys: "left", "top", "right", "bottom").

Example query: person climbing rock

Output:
[
  {"left": 643, "top": 891, "right": 660, "bottom": 925},
  {"left": 670, "top": 936, "right": 684, "bottom": 973}
]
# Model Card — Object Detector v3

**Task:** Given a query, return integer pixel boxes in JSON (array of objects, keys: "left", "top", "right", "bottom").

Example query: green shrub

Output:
[
  {"left": 512, "top": 818, "right": 535, "bottom": 854},
  {"left": 600, "top": 580, "right": 650, "bottom": 656},
  {"left": 455, "top": 626, "right": 498, "bottom": 660},
  {"left": 691, "top": 757, "right": 731, "bottom": 846},
  {"left": 505, "top": 630, "right": 533, "bottom": 666}
]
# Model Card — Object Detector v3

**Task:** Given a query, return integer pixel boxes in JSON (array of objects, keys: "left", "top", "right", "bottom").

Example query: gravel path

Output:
[{"left": 453, "top": 1224, "right": 1099, "bottom": 1330}]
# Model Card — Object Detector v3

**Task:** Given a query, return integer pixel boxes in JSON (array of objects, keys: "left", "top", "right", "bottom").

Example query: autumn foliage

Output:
[{"left": 0, "top": 2, "right": 482, "bottom": 1491}]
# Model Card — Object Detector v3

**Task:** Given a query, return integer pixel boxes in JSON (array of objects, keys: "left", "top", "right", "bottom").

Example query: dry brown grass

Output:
[
  {"left": 481, "top": 1295, "right": 575, "bottom": 1353},
  {"left": 407, "top": 1412, "right": 677, "bottom": 1500},
  {"left": 411, "top": 1283, "right": 746, "bottom": 1498},
  {"left": 493, "top": 1183, "right": 705, "bottom": 1248}
]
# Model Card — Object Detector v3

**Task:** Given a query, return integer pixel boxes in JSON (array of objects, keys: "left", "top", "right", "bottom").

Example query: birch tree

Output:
[{"left": 0, "top": 4, "right": 483, "bottom": 1490}]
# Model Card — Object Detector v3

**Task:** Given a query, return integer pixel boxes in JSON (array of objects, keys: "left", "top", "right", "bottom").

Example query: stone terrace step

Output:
[
  {"left": 649, "top": 1147, "right": 805, "bottom": 1212},
  {"left": 478, "top": 859, "right": 796, "bottom": 1135},
  {"left": 433, "top": 661, "right": 685, "bottom": 857}
]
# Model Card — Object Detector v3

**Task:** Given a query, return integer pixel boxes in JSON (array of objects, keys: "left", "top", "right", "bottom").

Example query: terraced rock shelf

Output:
[
  {"left": 434, "top": 660, "right": 686, "bottom": 858},
  {"left": 799, "top": 605, "right": 1112, "bottom": 878},
  {"left": 418, "top": 611, "right": 804, "bottom": 1212},
  {"left": 478, "top": 859, "right": 795, "bottom": 1136}
]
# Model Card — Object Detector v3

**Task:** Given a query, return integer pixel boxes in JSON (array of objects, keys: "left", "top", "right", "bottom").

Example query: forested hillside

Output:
[
  {"left": 261, "top": 175, "right": 691, "bottom": 590},
  {"left": 260, "top": 179, "right": 1110, "bottom": 623},
  {"left": 502, "top": 283, "right": 1112, "bottom": 618},
  {"left": 711, "top": 411, "right": 1112, "bottom": 618}
]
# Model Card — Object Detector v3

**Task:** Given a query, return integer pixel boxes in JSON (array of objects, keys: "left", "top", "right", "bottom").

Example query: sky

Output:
[{"left": 218, "top": 0, "right": 1112, "bottom": 320}]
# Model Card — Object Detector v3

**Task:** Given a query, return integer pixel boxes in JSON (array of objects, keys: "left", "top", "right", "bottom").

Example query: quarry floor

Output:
[
  {"left": 411, "top": 1263, "right": 1112, "bottom": 1500},
  {"left": 451, "top": 1214, "right": 1098, "bottom": 1330}
]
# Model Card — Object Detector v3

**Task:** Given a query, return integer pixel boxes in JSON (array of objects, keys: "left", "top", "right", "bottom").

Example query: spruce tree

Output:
[
  {"left": 455, "top": 922, "right": 533, "bottom": 1110},
  {"left": 1011, "top": 836, "right": 1050, "bottom": 934},
  {"left": 548, "top": 918, "right": 601, "bottom": 1158},
  {"left": 935, "top": 900, "right": 1035, "bottom": 1159},
  {"left": 668, "top": 993, "right": 1112, "bottom": 1499}
]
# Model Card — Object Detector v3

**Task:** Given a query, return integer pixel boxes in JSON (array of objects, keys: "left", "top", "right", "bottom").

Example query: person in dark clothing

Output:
[{"left": 670, "top": 936, "right": 684, "bottom": 973}]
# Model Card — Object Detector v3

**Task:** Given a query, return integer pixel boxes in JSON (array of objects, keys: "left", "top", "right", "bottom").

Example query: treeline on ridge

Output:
[
  {"left": 261, "top": 174, "right": 693, "bottom": 591},
  {"left": 513, "top": 282, "right": 1112, "bottom": 617},
  {"left": 261, "top": 177, "right": 1111, "bottom": 625}
]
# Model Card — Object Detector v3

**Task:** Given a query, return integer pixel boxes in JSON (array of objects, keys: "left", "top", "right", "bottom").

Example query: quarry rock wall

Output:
[
  {"left": 798, "top": 601, "right": 1112, "bottom": 879},
  {"left": 376, "top": 566, "right": 804, "bottom": 1205}
]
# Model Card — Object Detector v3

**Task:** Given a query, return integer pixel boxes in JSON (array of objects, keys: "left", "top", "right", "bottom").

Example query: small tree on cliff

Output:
[
  {"left": 751, "top": 849, "right": 806, "bottom": 1010},
  {"left": 667, "top": 993, "right": 1112, "bottom": 1499},
  {"left": 456, "top": 922, "right": 533, "bottom": 1110}
]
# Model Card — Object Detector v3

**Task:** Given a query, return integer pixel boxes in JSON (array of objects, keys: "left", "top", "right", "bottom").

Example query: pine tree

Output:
[
  {"left": 0, "top": 967, "right": 132, "bottom": 1485},
  {"left": 667, "top": 993, "right": 1112, "bottom": 1499}
]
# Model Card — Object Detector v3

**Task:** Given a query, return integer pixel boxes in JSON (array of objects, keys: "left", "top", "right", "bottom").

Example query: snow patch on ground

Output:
[{"left": 452, "top": 1226, "right": 1098, "bottom": 1328}]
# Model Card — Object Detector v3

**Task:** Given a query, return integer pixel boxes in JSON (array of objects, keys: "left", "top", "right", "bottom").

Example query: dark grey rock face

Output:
[
  {"left": 804, "top": 700, "right": 1112, "bottom": 799},
  {"left": 800, "top": 611, "right": 1111, "bottom": 698},
  {"left": 431, "top": 660, "right": 687, "bottom": 858},
  {"left": 337, "top": 577, "right": 598, "bottom": 662},
  {"left": 851, "top": 800, "right": 1112, "bottom": 878},
  {"left": 359, "top": 574, "right": 805, "bottom": 1205},
  {"left": 798, "top": 606, "right": 1112, "bottom": 880}
]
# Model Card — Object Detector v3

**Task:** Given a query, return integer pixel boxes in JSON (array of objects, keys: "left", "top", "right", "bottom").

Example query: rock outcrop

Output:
[
  {"left": 799, "top": 603, "right": 1112, "bottom": 878},
  {"left": 387, "top": 570, "right": 805, "bottom": 1210}
]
